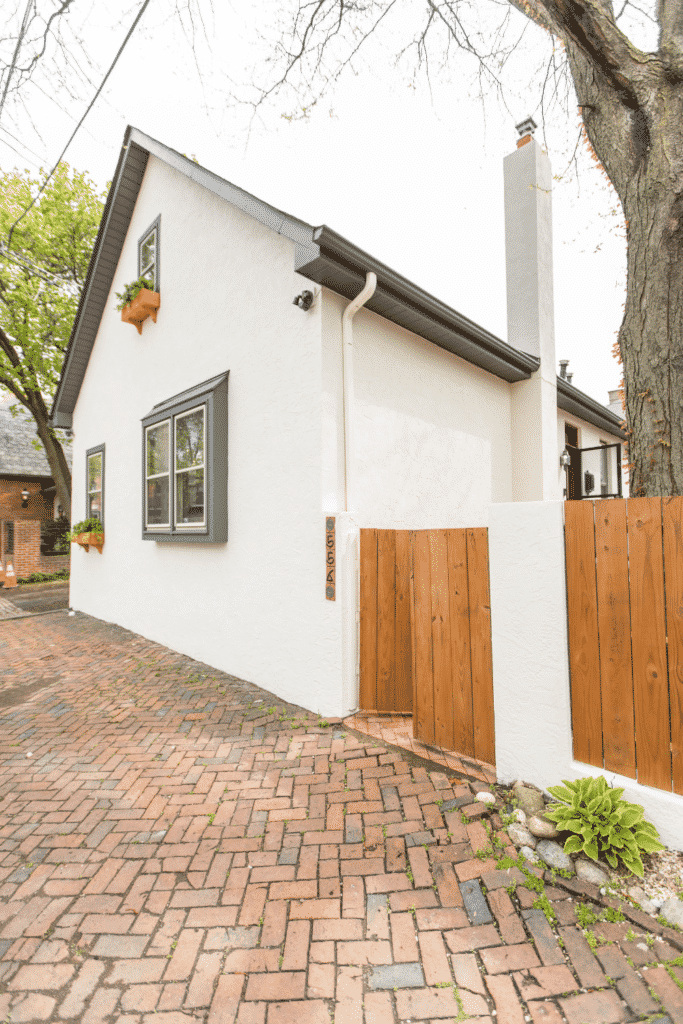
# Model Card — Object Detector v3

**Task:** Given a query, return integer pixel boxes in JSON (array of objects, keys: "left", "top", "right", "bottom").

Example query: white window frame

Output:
[
  {"left": 174, "top": 405, "right": 206, "bottom": 530},
  {"left": 86, "top": 444, "right": 105, "bottom": 525},
  {"left": 145, "top": 420, "right": 171, "bottom": 530}
]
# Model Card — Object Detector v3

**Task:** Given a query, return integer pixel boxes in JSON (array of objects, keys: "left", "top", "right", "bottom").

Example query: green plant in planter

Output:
[
  {"left": 544, "top": 776, "right": 664, "bottom": 878},
  {"left": 115, "top": 276, "right": 154, "bottom": 311},
  {"left": 67, "top": 517, "right": 104, "bottom": 542}
]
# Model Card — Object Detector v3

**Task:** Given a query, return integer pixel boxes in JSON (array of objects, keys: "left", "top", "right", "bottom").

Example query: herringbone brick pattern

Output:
[{"left": 0, "top": 611, "right": 681, "bottom": 1023}]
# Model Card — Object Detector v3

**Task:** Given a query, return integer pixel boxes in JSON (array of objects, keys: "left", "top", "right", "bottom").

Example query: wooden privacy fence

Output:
[
  {"left": 565, "top": 497, "right": 683, "bottom": 794},
  {"left": 359, "top": 528, "right": 495, "bottom": 765}
]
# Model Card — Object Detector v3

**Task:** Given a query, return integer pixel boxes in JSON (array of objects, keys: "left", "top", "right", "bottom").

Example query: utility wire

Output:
[
  {"left": 6, "top": 0, "right": 151, "bottom": 250},
  {"left": 0, "top": 0, "right": 33, "bottom": 125}
]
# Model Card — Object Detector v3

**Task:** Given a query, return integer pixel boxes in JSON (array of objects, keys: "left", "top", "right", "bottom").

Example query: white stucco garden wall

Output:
[
  {"left": 70, "top": 155, "right": 347, "bottom": 715},
  {"left": 321, "top": 290, "right": 513, "bottom": 529},
  {"left": 489, "top": 500, "right": 683, "bottom": 851}
]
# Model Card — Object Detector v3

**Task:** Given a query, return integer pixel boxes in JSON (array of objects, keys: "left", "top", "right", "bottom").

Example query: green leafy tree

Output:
[{"left": 0, "top": 162, "right": 106, "bottom": 520}]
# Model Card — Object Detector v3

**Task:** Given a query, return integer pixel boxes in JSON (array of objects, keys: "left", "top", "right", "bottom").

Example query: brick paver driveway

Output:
[{"left": 0, "top": 611, "right": 682, "bottom": 1024}]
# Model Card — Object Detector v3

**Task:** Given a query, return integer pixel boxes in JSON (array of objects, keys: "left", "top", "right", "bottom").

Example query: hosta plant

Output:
[{"left": 544, "top": 776, "right": 664, "bottom": 878}]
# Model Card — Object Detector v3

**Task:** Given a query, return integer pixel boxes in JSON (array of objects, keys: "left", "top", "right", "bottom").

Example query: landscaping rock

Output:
[
  {"left": 507, "top": 823, "right": 536, "bottom": 849},
  {"left": 659, "top": 898, "right": 683, "bottom": 930},
  {"left": 513, "top": 808, "right": 527, "bottom": 825},
  {"left": 520, "top": 845, "right": 541, "bottom": 865},
  {"left": 512, "top": 782, "right": 545, "bottom": 816},
  {"left": 477, "top": 791, "right": 496, "bottom": 806},
  {"left": 535, "top": 839, "right": 574, "bottom": 874},
  {"left": 575, "top": 859, "right": 610, "bottom": 886},
  {"left": 527, "top": 815, "right": 559, "bottom": 840}
]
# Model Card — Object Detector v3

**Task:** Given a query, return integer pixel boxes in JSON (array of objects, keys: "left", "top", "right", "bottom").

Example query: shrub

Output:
[
  {"left": 67, "top": 517, "right": 104, "bottom": 542},
  {"left": 544, "top": 776, "right": 664, "bottom": 878},
  {"left": 18, "top": 569, "right": 70, "bottom": 585},
  {"left": 115, "top": 276, "right": 155, "bottom": 311}
]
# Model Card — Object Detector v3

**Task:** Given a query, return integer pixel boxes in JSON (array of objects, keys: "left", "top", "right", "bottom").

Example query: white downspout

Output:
[{"left": 342, "top": 272, "right": 377, "bottom": 512}]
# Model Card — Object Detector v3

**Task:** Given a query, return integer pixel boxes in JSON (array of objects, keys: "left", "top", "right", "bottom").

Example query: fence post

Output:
[{"left": 488, "top": 501, "right": 573, "bottom": 786}]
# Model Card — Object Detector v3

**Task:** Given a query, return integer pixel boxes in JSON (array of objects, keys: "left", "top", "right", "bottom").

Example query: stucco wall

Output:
[
  {"left": 70, "top": 156, "right": 346, "bottom": 715},
  {"left": 489, "top": 500, "right": 682, "bottom": 851},
  {"left": 321, "top": 290, "right": 513, "bottom": 529}
]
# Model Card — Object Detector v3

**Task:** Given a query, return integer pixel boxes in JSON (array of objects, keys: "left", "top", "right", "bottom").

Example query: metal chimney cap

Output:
[
  {"left": 559, "top": 359, "right": 569, "bottom": 378},
  {"left": 515, "top": 116, "right": 537, "bottom": 138}
]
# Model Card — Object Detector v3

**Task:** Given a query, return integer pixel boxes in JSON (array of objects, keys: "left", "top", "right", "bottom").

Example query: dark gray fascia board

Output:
[
  {"left": 295, "top": 225, "right": 540, "bottom": 384},
  {"left": 51, "top": 127, "right": 148, "bottom": 428},
  {"left": 557, "top": 376, "right": 627, "bottom": 439},
  {"left": 50, "top": 127, "right": 314, "bottom": 429}
]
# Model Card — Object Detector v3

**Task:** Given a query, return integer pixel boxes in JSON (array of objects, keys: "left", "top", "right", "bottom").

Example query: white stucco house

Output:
[{"left": 51, "top": 121, "right": 626, "bottom": 718}]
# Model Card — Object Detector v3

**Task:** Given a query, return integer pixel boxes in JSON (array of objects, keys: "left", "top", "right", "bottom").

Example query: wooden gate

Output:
[
  {"left": 565, "top": 497, "right": 683, "bottom": 794},
  {"left": 359, "top": 527, "right": 495, "bottom": 765},
  {"left": 359, "top": 529, "right": 412, "bottom": 714}
]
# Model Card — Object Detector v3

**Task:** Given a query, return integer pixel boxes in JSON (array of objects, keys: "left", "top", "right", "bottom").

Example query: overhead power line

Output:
[
  {"left": 0, "top": 0, "right": 33, "bottom": 125},
  {"left": 6, "top": 0, "right": 151, "bottom": 250}
]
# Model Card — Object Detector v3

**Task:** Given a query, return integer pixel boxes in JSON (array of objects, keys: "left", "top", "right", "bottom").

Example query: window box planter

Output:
[
  {"left": 121, "top": 288, "right": 160, "bottom": 335},
  {"left": 73, "top": 532, "right": 104, "bottom": 552}
]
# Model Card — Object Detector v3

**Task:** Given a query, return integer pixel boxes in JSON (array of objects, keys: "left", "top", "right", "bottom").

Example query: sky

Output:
[{"left": 0, "top": 0, "right": 656, "bottom": 407}]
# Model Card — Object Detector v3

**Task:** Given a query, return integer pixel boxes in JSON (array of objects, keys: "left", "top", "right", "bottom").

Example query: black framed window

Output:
[
  {"left": 141, "top": 372, "right": 228, "bottom": 543},
  {"left": 86, "top": 444, "right": 105, "bottom": 523},
  {"left": 138, "top": 217, "right": 159, "bottom": 291}
]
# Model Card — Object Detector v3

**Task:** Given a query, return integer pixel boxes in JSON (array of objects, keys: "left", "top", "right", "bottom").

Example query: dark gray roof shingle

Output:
[{"left": 0, "top": 401, "right": 72, "bottom": 477}]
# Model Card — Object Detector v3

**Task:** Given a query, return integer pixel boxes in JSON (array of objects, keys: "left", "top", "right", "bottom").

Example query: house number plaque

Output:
[{"left": 325, "top": 517, "right": 335, "bottom": 601}]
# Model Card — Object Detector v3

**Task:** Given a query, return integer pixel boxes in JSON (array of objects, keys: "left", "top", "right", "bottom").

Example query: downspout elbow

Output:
[{"left": 342, "top": 272, "right": 377, "bottom": 513}]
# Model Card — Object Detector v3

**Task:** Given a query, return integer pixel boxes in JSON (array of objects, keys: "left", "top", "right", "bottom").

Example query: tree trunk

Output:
[
  {"left": 620, "top": 154, "right": 683, "bottom": 496},
  {"left": 24, "top": 390, "right": 72, "bottom": 521},
  {"left": 561, "top": 40, "right": 683, "bottom": 497}
]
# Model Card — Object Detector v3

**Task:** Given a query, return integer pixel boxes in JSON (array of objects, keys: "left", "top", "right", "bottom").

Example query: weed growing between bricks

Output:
[{"left": 0, "top": 612, "right": 681, "bottom": 1022}]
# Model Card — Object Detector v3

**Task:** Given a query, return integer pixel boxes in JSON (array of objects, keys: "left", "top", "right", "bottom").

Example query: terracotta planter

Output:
[
  {"left": 73, "top": 532, "right": 104, "bottom": 552},
  {"left": 121, "top": 288, "right": 160, "bottom": 335}
]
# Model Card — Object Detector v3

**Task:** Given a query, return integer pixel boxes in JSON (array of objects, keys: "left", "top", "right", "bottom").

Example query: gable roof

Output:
[
  {"left": 0, "top": 399, "right": 72, "bottom": 478},
  {"left": 51, "top": 126, "right": 624, "bottom": 441}
]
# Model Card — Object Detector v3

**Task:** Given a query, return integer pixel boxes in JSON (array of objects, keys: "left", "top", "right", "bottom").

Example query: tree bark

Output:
[
  {"left": 25, "top": 390, "right": 72, "bottom": 521},
  {"left": 516, "top": 0, "right": 683, "bottom": 496}
]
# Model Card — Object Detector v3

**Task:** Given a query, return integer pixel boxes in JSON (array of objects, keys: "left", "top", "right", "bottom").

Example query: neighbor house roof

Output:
[
  {"left": 51, "top": 126, "right": 625, "bottom": 441},
  {"left": 0, "top": 400, "right": 72, "bottom": 478}
]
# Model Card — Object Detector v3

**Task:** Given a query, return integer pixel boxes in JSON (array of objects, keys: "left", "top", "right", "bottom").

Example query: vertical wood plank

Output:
[
  {"left": 627, "top": 497, "right": 671, "bottom": 791},
  {"left": 394, "top": 530, "right": 413, "bottom": 714},
  {"left": 376, "top": 530, "right": 397, "bottom": 713},
  {"left": 663, "top": 497, "right": 683, "bottom": 795},
  {"left": 467, "top": 527, "right": 495, "bottom": 766},
  {"left": 446, "top": 529, "right": 475, "bottom": 758},
  {"left": 594, "top": 500, "right": 636, "bottom": 778},
  {"left": 411, "top": 530, "right": 434, "bottom": 745},
  {"left": 358, "top": 528, "right": 378, "bottom": 711},
  {"left": 429, "top": 530, "right": 454, "bottom": 750},
  {"left": 564, "top": 500, "right": 603, "bottom": 768}
]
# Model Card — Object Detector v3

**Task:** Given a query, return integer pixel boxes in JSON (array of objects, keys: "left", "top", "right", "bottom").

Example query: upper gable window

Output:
[
  {"left": 86, "top": 445, "right": 105, "bottom": 523},
  {"left": 138, "top": 218, "right": 159, "bottom": 291}
]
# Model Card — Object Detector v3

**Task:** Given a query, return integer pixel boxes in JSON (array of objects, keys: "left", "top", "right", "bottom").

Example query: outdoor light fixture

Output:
[
  {"left": 21, "top": 488, "right": 29, "bottom": 508},
  {"left": 293, "top": 290, "right": 314, "bottom": 311},
  {"left": 560, "top": 449, "right": 571, "bottom": 469}
]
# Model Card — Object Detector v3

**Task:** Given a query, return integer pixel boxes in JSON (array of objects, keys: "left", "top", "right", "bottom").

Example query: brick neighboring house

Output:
[{"left": 0, "top": 397, "right": 71, "bottom": 579}]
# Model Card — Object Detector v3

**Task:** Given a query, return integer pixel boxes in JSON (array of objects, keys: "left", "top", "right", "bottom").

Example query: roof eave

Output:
[
  {"left": 295, "top": 225, "right": 539, "bottom": 384},
  {"left": 557, "top": 376, "right": 627, "bottom": 439}
]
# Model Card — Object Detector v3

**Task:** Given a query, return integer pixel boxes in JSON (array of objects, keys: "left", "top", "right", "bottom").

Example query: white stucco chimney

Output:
[
  {"left": 504, "top": 117, "right": 561, "bottom": 501},
  {"left": 608, "top": 387, "right": 624, "bottom": 418}
]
